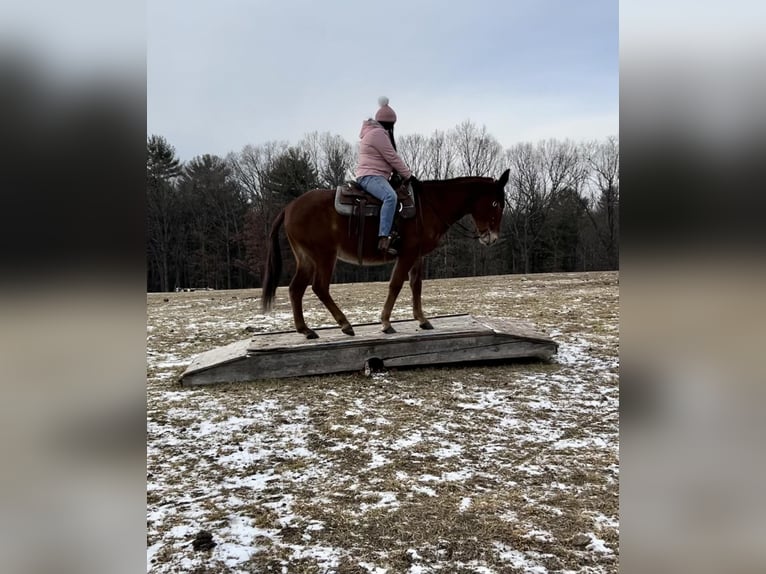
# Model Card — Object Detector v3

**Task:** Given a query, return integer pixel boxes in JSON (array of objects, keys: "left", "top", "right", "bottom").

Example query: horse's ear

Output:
[{"left": 497, "top": 169, "right": 510, "bottom": 188}]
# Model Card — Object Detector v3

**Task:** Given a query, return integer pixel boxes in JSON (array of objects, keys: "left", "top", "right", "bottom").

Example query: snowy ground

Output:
[{"left": 147, "top": 271, "right": 619, "bottom": 573}]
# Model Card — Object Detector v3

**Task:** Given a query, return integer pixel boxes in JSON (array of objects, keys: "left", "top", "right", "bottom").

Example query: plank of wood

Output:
[
  {"left": 246, "top": 314, "right": 480, "bottom": 351},
  {"left": 180, "top": 314, "right": 557, "bottom": 386},
  {"left": 246, "top": 314, "right": 551, "bottom": 353},
  {"left": 472, "top": 316, "right": 553, "bottom": 342},
  {"left": 184, "top": 338, "right": 251, "bottom": 372},
  {"left": 385, "top": 340, "right": 556, "bottom": 367}
]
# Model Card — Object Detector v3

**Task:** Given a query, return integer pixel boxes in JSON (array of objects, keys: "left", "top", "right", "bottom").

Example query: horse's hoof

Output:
[
  {"left": 341, "top": 325, "right": 355, "bottom": 336},
  {"left": 382, "top": 326, "right": 397, "bottom": 334},
  {"left": 305, "top": 330, "right": 319, "bottom": 340},
  {"left": 420, "top": 321, "right": 434, "bottom": 330}
]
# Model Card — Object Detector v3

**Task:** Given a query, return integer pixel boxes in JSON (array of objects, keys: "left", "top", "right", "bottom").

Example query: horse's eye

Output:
[{"left": 492, "top": 201, "right": 498, "bottom": 207}]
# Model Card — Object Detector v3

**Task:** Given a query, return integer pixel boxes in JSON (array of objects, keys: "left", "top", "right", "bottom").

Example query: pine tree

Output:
[{"left": 146, "top": 135, "right": 182, "bottom": 291}]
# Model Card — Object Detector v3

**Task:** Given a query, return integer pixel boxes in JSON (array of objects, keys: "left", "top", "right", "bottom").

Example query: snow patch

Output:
[
  {"left": 368, "top": 452, "right": 390, "bottom": 469},
  {"left": 358, "top": 492, "right": 400, "bottom": 514},
  {"left": 584, "top": 532, "right": 614, "bottom": 554},
  {"left": 392, "top": 431, "right": 422, "bottom": 450},
  {"left": 433, "top": 443, "right": 462, "bottom": 458},
  {"left": 411, "top": 485, "right": 437, "bottom": 497}
]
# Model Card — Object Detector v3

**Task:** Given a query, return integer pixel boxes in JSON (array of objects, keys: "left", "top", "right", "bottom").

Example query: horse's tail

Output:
[{"left": 261, "top": 209, "right": 286, "bottom": 313}]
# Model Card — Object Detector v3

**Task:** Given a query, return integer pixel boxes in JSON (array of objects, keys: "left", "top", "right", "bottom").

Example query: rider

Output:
[{"left": 355, "top": 96, "right": 412, "bottom": 256}]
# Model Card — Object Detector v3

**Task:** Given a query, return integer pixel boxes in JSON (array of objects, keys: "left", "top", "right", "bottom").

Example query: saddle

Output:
[
  {"left": 334, "top": 180, "right": 416, "bottom": 265},
  {"left": 334, "top": 181, "right": 416, "bottom": 220}
]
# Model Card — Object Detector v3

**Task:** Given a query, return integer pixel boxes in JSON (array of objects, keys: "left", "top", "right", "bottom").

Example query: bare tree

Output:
[
  {"left": 423, "top": 129, "right": 456, "bottom": 179},
  {"left": 298, "top": 131, "right": 354, "bottom": 187},
  {"left": 541, "top": 138, "right": 585, "bottom": 196},
  {"left": 505, "top": 143, "right": 539, "bottom": 273},
  {"left": 583, "top": 135, "right": 619, "bottom": 267},
  {"left": 298, "top": 131, "right": 322, "bottom": 176},
  {"left": 398, "top": 133, "right": 428, "bottom": 177},
  {"left": 450, "top": 120, "right": 503, "bottom": 176},
  {"left": 505, "top": 139, "right": 586, "bottom": 273},
  {"left": 226, "top": 146, "right": 260, "bottom": 204},
  {"left": 319, "top": 133, "right": 353, "bottom": 187},
  {"left": 227, "top": 141, "right": 290, "bottom": 204}
]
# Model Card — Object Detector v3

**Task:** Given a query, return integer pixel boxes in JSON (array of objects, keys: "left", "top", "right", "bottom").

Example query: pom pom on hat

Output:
[{"left": 375, "top": 96, "right": 397, "bottom": 123}]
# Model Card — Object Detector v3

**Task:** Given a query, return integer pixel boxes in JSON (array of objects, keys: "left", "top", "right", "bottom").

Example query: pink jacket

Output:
[{"left": 355, "top": 120, "right": 412, "bottom": 180}]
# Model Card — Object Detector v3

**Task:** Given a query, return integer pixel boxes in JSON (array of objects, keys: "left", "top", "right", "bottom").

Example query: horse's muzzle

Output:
[{"left": 479, "top": 231, "right": 499, "bottom": 246}]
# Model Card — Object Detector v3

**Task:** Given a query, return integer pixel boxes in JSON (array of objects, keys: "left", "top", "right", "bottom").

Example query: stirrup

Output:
[{"left": 377, "top": 236, "right": 398, "bottom": 256}]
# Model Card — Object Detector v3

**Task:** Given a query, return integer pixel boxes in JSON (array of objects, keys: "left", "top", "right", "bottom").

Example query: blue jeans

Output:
[{"left": 357, "top": 175, "right": 397, "bottom": 237}]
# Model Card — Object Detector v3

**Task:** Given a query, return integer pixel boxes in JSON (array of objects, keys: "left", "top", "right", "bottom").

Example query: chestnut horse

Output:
[{"left": 261, "top": 169, "right": 510, "bottom": 338}]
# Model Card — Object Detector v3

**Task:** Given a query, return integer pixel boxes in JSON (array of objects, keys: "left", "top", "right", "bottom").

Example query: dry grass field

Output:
[{"left": 147, "top": 271, "right": 618, "bottom": 573}]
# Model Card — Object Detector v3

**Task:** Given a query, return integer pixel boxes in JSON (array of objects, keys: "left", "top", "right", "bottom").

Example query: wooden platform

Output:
[{"left": 179, "top": 314, "right": 558, "bottom": 386}]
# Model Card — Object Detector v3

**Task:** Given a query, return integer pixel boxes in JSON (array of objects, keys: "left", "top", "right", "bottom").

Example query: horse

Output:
[{"left": 261, "top": 169, "right": 510, "bottom": 339}]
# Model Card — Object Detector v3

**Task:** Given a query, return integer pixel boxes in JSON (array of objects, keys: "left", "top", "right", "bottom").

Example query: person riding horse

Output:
[
  {"left": 354, "top": 96, "right": 413, "bottom": 256},
  {"left": 260, "top": 95, "right": 510, "bottom": 339}
]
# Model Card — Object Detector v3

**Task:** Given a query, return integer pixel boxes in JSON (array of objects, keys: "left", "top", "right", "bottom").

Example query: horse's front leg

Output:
[
  {"left": 408, "top": 256, "right": 433, "bottom": 330},
  {"left": 380, "top": 259, "right": 413, "bottom": 334}
]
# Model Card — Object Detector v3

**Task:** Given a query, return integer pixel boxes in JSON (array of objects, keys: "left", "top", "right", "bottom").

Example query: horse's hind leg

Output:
[
  {"left": 409, "top": 257, "right": 433, "bottom": 329},
  {"left": 289, "top": 260, "right": 318, "bottom": 339},
  {"left": 312, "top": 262, "right": 355, "bottom": 336}
]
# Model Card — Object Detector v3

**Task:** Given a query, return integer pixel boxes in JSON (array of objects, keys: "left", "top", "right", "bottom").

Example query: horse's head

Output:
[{"left": 472, "top": 169, "right": 510, "bottom": 245}]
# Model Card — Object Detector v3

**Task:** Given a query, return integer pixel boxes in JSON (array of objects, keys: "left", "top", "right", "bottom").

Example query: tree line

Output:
[{"left": 147, "top": 121, "right": 618, "bottom": 292}]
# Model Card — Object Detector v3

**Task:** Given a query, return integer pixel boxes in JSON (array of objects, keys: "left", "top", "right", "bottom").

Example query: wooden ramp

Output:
[{"left": 179, "top": 314, "right": 558, "bottom": 386}]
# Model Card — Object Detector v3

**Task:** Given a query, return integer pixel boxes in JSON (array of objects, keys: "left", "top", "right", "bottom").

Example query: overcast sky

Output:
[{"left": 147, "top": 0, "right": 618, "bottom": 161}]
